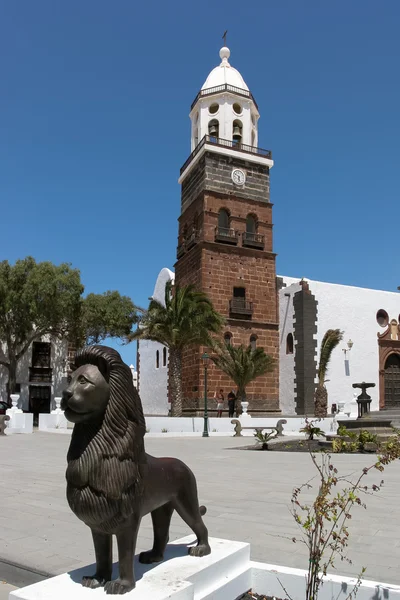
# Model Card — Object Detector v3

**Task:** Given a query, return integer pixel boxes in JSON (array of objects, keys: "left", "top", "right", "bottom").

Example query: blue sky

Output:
[{"left": 2, "top": 1, "right": 400, "bottom": 366}]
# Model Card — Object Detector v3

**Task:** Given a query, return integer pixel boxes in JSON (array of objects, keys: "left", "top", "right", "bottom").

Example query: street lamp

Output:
[
  {"left": 342, "top": 339, "right": 354, "bottom": 358},
  {"left": 201, "top": 352, "right": 210, "bottom": 438}
]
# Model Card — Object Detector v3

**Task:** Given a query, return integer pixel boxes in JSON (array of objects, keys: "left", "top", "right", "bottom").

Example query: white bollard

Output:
[
  {"left": 51, "top": 396, "right": 63, "bottom": 414},
  {"left": 7, "top": 394, "right": 22, "bottom": 415},
  {"left": 240, "top": 401, "right": 251, "bottom": 420}
]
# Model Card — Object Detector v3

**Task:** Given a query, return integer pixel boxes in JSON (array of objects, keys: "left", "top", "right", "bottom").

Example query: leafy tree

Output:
[
  {"left": 314, "top": 329, "right": 343, "bottom": 418},
  {"left": 0, "top": 257, "right": 83, "bottom": 396},
  {"left": 128, "top": 282, "right": 224, "bottom": 417},
  {"left": 211, "top": 344, "right": 276, "bottom": 405},
  {"left": 80, "top": 291, "right": 138, "bottom": 345}
]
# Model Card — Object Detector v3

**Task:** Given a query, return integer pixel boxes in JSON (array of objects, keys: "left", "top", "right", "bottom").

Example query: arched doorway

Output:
[{"left": 384, "top": 353, "right": 400, "bottom": 409}]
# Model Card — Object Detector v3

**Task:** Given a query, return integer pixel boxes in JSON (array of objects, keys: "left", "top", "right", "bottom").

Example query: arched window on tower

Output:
[
  {"left": 232, "top": 119, "right": 243, "bottom": 145},
  {"left": 162, "top": 347, "right": 167, "bottom": 367},
  {"left": 246, "top": 214, "right": 257, "bottom": 234},
  {"left": 250, "top": 335, "right": 257, "bottom": 350},
  {"left": 217, "top": 208, "right": 230, "bottom": 238},
  {"left": 286, "top": 333, "right": 294, "bottom": 355},
  {"left": 243, "top": 213, "right": 264, "bottom": 249},
  {"left": 208, "top": 119, "right": 219, "bottom": 142},
  {"left": 224, "top": 332, "right": 232, "bottom": 346},
  {"left": 156, "top": 350, "right": 160, "bottom": 369}
]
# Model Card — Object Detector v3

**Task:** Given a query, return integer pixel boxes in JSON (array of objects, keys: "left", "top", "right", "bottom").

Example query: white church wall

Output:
[
  {"left": 280, "top": 276, "right": 400, "bottom": 414},
  {"left": 138, "top": 268, "right": 174, "bottom": 416},
  {"left": 279, "top": 280, "right": 302, "bottom": 414}
]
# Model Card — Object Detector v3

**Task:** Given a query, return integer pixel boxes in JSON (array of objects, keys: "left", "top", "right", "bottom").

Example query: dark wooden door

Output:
[
  {"left": 384, "top": 354, "right": 400, "bottom": 408},
  {"left": 29, "top": 385, "right": 51, "bottom": 426}
]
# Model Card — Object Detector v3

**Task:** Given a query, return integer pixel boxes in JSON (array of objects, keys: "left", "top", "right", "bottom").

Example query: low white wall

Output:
[
  {"left": 144, "top": 416, "right": 336, "bottom": 436},
  {"left": 251, "top": 561, "right": 400, "bottom": 600}
]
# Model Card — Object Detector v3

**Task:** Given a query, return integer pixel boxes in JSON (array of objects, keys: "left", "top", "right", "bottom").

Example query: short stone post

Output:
[
  {"left": 51, "top": 397, "right": 63, "bottom": 414},
  {"left": 240, "top": 401, "right": 251, "bottom": 420},
  {"left": 50, "top": 396, "right": 67, "bottom": 429}
]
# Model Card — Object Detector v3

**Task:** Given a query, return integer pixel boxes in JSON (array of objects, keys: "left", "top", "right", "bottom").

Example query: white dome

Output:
[{"left": 201, "top": 46, "right": 249, "bottom": 91}]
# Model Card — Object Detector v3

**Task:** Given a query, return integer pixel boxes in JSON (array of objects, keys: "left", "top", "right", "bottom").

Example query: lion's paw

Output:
[
  {"left": 81, "top": 575, "right": 108, "bottom": 588},
  {"left": 139, "top": 550, "right": 164, "bottom": 564},
  {"left": 188, "top": 543, "right": 211, "bottom": 557},
  {"left": 104, "top": 578, "right": 135, "bottom": 595}
]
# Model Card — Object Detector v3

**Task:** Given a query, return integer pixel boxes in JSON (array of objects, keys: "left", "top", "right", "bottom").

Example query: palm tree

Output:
[
  {"left": 128, "top": 282, "right": 224, "bottom": 417},
  {"left": 211, "top": 344, "right": 276, "bottom": 406},
  {"left": 314, "top": 329, "right": 343, "bottom": 418}
]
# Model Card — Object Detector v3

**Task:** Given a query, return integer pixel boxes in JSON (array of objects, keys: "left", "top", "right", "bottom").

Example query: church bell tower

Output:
[{"left": 175, "top": 45, "right": 279, "bottom": 414}]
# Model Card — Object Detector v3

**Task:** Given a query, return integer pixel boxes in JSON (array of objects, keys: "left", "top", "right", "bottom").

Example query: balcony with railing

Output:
[
  {"left": 229, "top": 298, "right": 253, "bottom": 318},
  {"left": 176, "top": 230, "right": 199, "bottom": 259},
  {"left": 180, "top": 135, "right": 272, "bottom": 175},
  {"left": 29, "top": 367, "right": 53, "bottom": 383},
  {"left": 242, "top": 231, "right": 265, "bottom": 250},
  {"left": 191, "top": 83, "right": 259, "bottom": 111},
  {"left": 214, "top": 226, "right": 239, "bottom": 245}
]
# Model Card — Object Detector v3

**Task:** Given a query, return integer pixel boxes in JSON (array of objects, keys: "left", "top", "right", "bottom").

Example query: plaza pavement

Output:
[{"left": 1, "top": 431, "right": 400, "bottom": 590}]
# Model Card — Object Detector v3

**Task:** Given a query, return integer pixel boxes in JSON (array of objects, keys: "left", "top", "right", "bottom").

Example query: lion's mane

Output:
[{"left": 66, "top": 345, "right": 147, "bottom": 533}]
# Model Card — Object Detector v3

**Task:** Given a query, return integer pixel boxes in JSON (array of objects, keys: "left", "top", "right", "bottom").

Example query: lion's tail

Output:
[{"left": 199, "top": 505, "right": 207, "bottom": 516}]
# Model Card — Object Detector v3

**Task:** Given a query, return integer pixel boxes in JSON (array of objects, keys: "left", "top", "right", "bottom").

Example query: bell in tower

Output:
[{"left": 232, "top": 120, "right": 242, "bottom": 144}]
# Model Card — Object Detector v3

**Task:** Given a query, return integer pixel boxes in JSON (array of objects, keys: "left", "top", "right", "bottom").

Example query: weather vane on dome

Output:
[{"left": 222, "top": 30, "right": 228, "bottom": 46}]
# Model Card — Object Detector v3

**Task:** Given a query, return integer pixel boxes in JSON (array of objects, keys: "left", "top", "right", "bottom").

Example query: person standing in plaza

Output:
[
  {"left": 227, "top": 390, "right": 236, "bottom": 418},
  {"left": 215, "top": 388, "right": 224, "bottom": 417}
]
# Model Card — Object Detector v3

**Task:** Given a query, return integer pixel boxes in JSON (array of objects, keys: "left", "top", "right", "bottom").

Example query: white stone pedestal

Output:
[
  {"left": 10, "top": 536, "right": 251, "bottom": 600},
  {"left": 39, "top": 398, "right": 68, "bottom": 431},
  {"left": 6, "top": 395, "right": 33, "bottom": 434}
]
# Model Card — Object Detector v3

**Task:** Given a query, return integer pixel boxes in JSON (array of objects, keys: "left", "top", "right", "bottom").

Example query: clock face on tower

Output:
[{"left": 231, "top": 168, "right": 246, "bottom": 186}]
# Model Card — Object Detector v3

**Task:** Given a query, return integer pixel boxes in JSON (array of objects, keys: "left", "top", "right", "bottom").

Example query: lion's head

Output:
[
  {"left": 62, "top": 345, "right": 146, "bottom": 436},
  {"left": 61, "top": 363, "right": 110, "bottom": 424}
]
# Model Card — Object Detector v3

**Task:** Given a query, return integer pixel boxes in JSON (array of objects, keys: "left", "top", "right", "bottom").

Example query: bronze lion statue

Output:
[{"left": 61, "top": 345, "right": 210, "bottom": 595}]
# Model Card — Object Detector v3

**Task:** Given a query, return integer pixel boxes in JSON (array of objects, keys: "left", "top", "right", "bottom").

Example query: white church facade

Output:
[
  {"left": 137, "top": 268, "right": 174, "bottom": 415},
  {"left": 138, "top": 270, "right": 400, "bottom": 417},
  {"left": 279, "top": 276, "right": 400, "bottom": 416}
]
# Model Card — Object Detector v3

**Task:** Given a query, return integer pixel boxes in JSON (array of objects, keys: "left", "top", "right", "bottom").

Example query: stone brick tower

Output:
[{"left": 175, "top": 45, "right": 279, "bottom": 415}]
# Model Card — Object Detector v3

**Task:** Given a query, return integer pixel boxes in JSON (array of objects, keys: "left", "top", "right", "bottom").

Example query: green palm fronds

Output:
[
  {"left": 211, "top": 343, "right": 275, "bottom": 401},
  {"left": 317, "top": 329, "right": 343, "bottom": 386}
]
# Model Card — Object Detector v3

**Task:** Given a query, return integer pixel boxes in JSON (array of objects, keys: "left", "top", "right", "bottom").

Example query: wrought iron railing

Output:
[
  {"left": 214, "top": 226, "right": 239, "bottom": 244},
  {"left": 180, "top": 135, "right": 272, "bottom": 175},
  {"left": 229, "top": 298, "right": 253, "bottom": 316},
  {"left": 176, "top": 231, "right": 199, "bottom": 259},
  {"left": 191, "top": 84, "right": 258, "bottom": 111},
  {"left": 242, "top": 231, "right": 265, "bottom": 249},
  {"left": 29, "top": 367, "right": 53, "bottom": 383}
]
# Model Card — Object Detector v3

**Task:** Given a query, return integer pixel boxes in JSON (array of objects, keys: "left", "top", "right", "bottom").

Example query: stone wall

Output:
[{"left": 181, "top": 151, "right": 270, "bottom": 212}]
